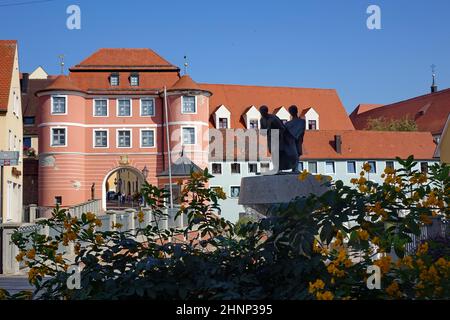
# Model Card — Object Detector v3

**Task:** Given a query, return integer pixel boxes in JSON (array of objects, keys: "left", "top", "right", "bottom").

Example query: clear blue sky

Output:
[{"left": 1, "top": 0, "right": 449, "bottom": 112}]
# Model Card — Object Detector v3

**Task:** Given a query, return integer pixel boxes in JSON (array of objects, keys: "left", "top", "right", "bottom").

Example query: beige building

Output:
[{"left": 0, "top": 40, "right": 23, "bottom": 223}]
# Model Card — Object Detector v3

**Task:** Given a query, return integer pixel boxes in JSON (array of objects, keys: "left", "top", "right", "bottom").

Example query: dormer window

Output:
[
  {"left": 308, "top": 120, "right": 317, "bottom": 130},
  {"left": 249, "top": 119, "right": 259, "bottom": 129},
  {"left": 110, "top": 73, "right": 119, "bottom": 86},
  {"left": 218, "top": 118, "right": 228, "bottom": 129},
  {"left": 130, "top": 73, "right": 139, "bottom": 86}
]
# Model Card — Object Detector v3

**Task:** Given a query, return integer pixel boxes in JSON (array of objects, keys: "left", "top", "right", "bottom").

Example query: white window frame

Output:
[
  {"left": 231, "top": 163, "right": 241, "bottom": 174},
  {"left": 140, "top": 98, "right": 156, "bottom": 117},
  {"left": 211, "top": 163, "right": 222, "bottom": 175},
  {"left": 116, "top": 129, "right": 132, "bottom": 149},
  {"left": 308, "top": 161, "right": 318, "bottom": 174},
  {"left": 93, "top": 98, "right": 109, "bottom": 117},
  {"left": 130, "top": 74, "right": 139, "bottom": 86},
  {"left": 218, "top": 117, "right": 229, "bottom": 129},
  {"left": 249, "top": 119, "right": 259, "bottom": 129},
  {"left": 140, "top": 128, "right": 156, "bottom": 148},
  {"left": 248, "top": 163, "right": 258, "bottom": 174},
  {"left": 181, "top": 95, "right": 197, "bottom": 114},
  {"left": 181, "top": 126, "right": 197, "bottom": 145},
  {"left": 93, "top": 129, "right": 109, "bottom": 148},
  {"left": 230, "top": 186, "right": 241, "bottom": 199},
  {"left": 347, "top": 161, "right": 357, "bottom": 174},
  {"left": 110, "top": 74, "right": 119, "bottom": 86},
  {"left": 50, "top": 126, "right": 68, "bottom": 147},
  {"left": 116, "top": 98, "right": 132, "bottom": 117},
  {"left": 51, "top": 95, "right": 68, "bottom": 115},
  {"left": 325, "top": 161, "right": 335, "bottom": 174}
]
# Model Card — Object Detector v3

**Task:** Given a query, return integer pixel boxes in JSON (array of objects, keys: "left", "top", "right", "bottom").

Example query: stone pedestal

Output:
[{"left": 238, "top": 174, "right": 330, "bottom": 216}]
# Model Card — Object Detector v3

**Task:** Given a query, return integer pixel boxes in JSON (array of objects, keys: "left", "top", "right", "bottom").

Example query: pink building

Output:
[{"left": 36, "top": 49, "right": 211, "bottom": 209}]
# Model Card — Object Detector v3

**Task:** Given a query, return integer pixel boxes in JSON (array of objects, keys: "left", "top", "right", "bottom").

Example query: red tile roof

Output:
[
  {"left": 202, "top": 83, "right": 355, "bottom": 130},
  {"left": 301, "top": 130, "right": 437, "bottom": 160},
  {"left": 38, "top": 75, "right": 84, "bottom": 94},
  {"left": 169, "top": 74, "right": 202, "bottom": 91},
  {"left": 350, "top": 89, "right": 450, "bottom": 135},
  {"left": 350, "top": 104, "right": 384, "bottom": 117},
  {"left": 70, "top": 48, "right": 179, "bottom": 71},
  {"left": 0, "top": 40, "right": 17, "bottom": 112}
]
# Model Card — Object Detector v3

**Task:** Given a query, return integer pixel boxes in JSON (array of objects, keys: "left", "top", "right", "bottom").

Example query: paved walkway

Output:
[{"left": 0, "top": 275, "right": 33, "bottom": 295}]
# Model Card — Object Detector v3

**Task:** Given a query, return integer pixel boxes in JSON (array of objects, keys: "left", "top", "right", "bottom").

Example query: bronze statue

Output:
[
  {"left": 91, "top": 183, "right": 95, "bottom": 200},
  {"left": 259, "top": 105, "right": 306, "bottom": 174}
]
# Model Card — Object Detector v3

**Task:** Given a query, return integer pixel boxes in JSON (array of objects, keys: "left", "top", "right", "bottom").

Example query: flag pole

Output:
[{"left": 164, "top": 86, "right": 174, "bottom": 209}]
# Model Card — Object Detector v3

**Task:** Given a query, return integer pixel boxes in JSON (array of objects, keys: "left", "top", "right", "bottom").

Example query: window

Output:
[
  {"left": 248, "top": 163, "right": 258, "bottom": 174},
  {"left": 110, "top": 73, "right": 119, "bottom": 86},
  {"left": 94, "top": 130, "right": 108, "bottom": 148},
  {"left": 130, "top": 73, "right": 139, "bottom": 86},
  {"left": 117, "top": 99, "right": 131, "bottom": 117},
  {"left": 141, "top": 130, "right": 155, "bottom": 148},
  {"left": 51, "top": 96, "right": 66, "bottom": 114},
  {"left": 325, "top": 161, "right": 335, "bottom": 174},
  {"left": 249, "top": 119, "right": 259, "bottom": 129},
  {"left": 420, "top": 162, "right": 429, "bottom": 173},
  {"left": 212, "top": 163, "right": 222, "bottom": 174},
  {"left": 24, "top": 137, "right": 32, "bottom": 148},
  {"left": 261, "top": 163, "right": 270, "bottom": 173},
  {"left": 367, "top": 161, "right": 377, "bottom": 173},
  {"left": 231, "top": 163, "right": 241, "bottom": 174},
  {"left": 298, "top": 162, "right": 304, "bottom": 172},
  {"left": 51, "top": 128, "right": 67, "bottom": 147},
  {"left": 55, "top": 196, "right": 62, "bottom": 205},
  {"left": 347, "top": 161, "right": 356, "bottom": 174},
  {"left": 23, "top": 116, "right": 35, "bottom": 125},
  {"left": 308, "top": 120, "right": 317, "bottom": 130},
  {"left": 182, "top": 96, "right": 196, "bottom": 113},
  {"left": 386, "top": 161, "right": 394, "bottom": 170},
  {"left": 230, "top": 186, "right": 240, "bottom": 198},
  {"left": 182, "top": 127, "right": 196, "bottom": 145},
  {"left": 308, "top": 162, "right": 318, "bottom": 174},
  {"left": 117, "top": 130, "right": 131, "bottom": 148},
  {"left": 218, "top": 118, "right": 228, "bottom": 129},
  {"left": 140, "top": 99, "right": 155, "bottom": 116},
  {"left": 94, "top": 99, "right": 108, "bottom": 117}
]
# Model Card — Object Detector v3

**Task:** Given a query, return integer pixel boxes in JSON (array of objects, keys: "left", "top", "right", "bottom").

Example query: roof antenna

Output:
[
  {"left": 58, "top": 54, "right": 65, "bottom": 75},
  {"left": 183, "top": 55, "right": 188, "bottom": 75},
  {"left": 431, "top": 64, "right": 438, "bottom": 93}
]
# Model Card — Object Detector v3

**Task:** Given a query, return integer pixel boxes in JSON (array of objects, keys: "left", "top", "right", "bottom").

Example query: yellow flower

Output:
[
  {"left": 112, "top": 222, "right": 123, "bottom": 229},
  {"left": 384, "top": 167, "right": 395, "bottom": 175},
  {"left": 315, "top": 174, "right": 323, "bottom": 182},
  {"left": 308, "top": 279, "right": 325, "bottom": 293},
  {"left": 350, "top": 178, "right": 358, "bottom": 184},
  {"left": 435, "top": 258, "right": 448, "bottom": 270},
  {"left": 298, "top": 170, "right": 309, "bottom": 182},
  {"left": 55, "top": 254, "right": 64, "bottom": 264},
  {"left": 94, "top": 219, "right": 103, "bottom": 227},
  {"left": 316, "top": 291, "right": 334, "bottom": 300},
  {"left": 372, "top": 237, "right": 380, "bottom": 245},
  {"left": 357, "top": 229, "right": 369, "bottom": 241},
  {"left": 28, "top": 268, "right": 39, "bottom": 283},
  {"left": 386, "top": 281, "right": 401, "bottom": 298},
  {"left": 214, "top": 187, "right": 227, "bottom": 200},
  {"left": 26, "top": 248, "right": 36, "bottom": 260},
  {"left": 85, "top": 212, "right": 96, "bottom": 222},
  {"left": 136, "top": 211, "right": 145, "bottom": 223},
  {"left": 74, "top": 243, "right": 81, "bottom": 255},
  {"left": 95, "top": 234, "right": 104, "bottom": 245},
  {"left": 374, "top": 256, "right": 392, "bottom": 274},
  {"left": 363, "top": 163, "right": 372, "bottom": 172},
  {"left": 344, "top": 259, "right": 353, "bottom": 268},
  {"left": 191, "top": 171, "right": 203, "bottom": 180},
  {"left": 416, "top": 242, "right": 428, "bottom": 256},
  {"left": 16, "top": 251, "right": 26, "bottom": 262}
]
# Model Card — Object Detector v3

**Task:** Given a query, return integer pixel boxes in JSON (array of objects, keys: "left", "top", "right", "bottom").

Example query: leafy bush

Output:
[
  {"left": 3, "top": 157, "right": 449, "bottom": 300},
  {"left": 366, "top": 117, "right": 418, "bottom": 131}
]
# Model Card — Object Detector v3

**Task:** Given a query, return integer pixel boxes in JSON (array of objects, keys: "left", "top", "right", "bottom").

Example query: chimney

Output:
[
  {"left": 334, "top": 135, "right": 342, "bottom": 154},
  {"left": 21, "top": 73, "right": 29, "bottom": 94}
]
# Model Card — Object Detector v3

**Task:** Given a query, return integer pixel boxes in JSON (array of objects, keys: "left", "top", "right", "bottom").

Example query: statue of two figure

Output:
[{"left": 259, "top": 105, "right": 306, "bottom": 174}]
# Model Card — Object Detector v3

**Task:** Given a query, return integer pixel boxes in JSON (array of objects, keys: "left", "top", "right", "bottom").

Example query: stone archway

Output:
[{"left": 101, "top": 166, "right": 146, "bottom": 211}]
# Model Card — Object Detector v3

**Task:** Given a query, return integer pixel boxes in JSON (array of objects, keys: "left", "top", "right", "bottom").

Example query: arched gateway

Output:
[{"left": 102, "top": 166, "right": 146, "bottom": 211}]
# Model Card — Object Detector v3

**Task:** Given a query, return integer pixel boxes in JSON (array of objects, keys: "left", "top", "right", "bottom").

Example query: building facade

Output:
[
  {"left": 0, "top": 40, "right": 23, "bottom": 223},
  {"left": 33, "top": 48, "right": 440, "bottom": 223}
]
